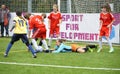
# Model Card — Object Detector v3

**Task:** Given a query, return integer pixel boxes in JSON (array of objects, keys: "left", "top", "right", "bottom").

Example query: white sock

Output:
[
  {"left": 42, "top": 39, "right": 49, "bottom": 50},
  {"left": 99, "top": 40, "right": 102, "bottom": 49},
  {"left": 48, "top": 38, "right": 52, "bottom": 46},
  {"left": 31, "top": 39, "right": 38, "bottom": 50},
  {"left": 107, "top": 39, "right": 113, "bottom": 49}
]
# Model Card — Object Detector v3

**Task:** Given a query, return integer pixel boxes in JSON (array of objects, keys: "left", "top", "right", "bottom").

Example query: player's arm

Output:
[
  {"left": 57, "top": 13, "right": 62, "bottom": 27},
  {"left": 48, "top": 13, "right": 52, "bottom": 29},
  {"left": 10, "top": 20, "right": 16, "bottom": 32},
  {"left": 99, "top": 13, "right": 103, "bottom": 31},
  {"left": 57, "top": 19, "right": 62, "bottom": 27},
  {"left": 52, "top": 43, "right": 65, "bottom": 53},
  {"left": 107, "top": 13, "right": 115, "bottom": 28},
  {"left": 48, "top": 19, "right": 51, "bottom": 29},
  {"left": 98, "top": 20, "right": 103, "bottom": 31},
  {"left": 107, "top": 20, "right": 114, "bottom": 28}
]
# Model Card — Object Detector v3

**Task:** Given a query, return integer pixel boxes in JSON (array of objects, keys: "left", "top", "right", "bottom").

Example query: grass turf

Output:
[{"left": 0, "top": 38, "right": 120, "bottom": 74}]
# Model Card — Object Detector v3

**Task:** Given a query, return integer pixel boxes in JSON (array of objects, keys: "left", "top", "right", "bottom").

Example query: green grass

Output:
[{"left": 0, "top": 38, "right": 120, "bottom": 74}]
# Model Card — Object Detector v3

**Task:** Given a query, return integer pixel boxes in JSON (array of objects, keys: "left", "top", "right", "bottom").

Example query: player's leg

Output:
[
  {"left": 106, "top": 37, "right": 114, "bottom": 53},
  {"left": 22, "top": 34, "right": 37, "bottom": 58},
  {"left": 106, "top": 28, "right": 114, "bottom": 53},
  {"left": 1, "top": 22, "right": 4, "bottom": 37},
  {"left": 38, "top": 39, "right": 43, "bottom": 46},
  {"left": 31, "top": 38, "right": 39, "bottom": 50},
  {"left": 5, "top": 25, "right": 9, "bottom": 37},
  {"left": 97, "top": 36, "right": 102, "bottom": 52},
  {"left": 31, "top": 38, "right": 43, "bottom": 53},
  {"left": 86, "top": 44, "right": 98, "bottom": 52},
  {"left": 31, "top": 29, "right": 40, "bottom": 50},
  {"left": 71, "top": 44, "right": 85, "bottom": 53},
  {"left": 56, "top": 27, "right": 60, "bottom": 39},
  {"left": 30, "top": 38, "right": 38, "bottom": 45},
  {"left": 77, "top": 48, "right": 86, "bottom": 53},
  {"left": 48, "top": 35, "right": 53, "bottom": 48},
  {"left": 40, "top": 30, "right": 50, "bottom": 52},
  {"left": 42, "top": 39, "right": 49, "bottom": 50},
  {"left": 97, "top": 28, "right": 104, "bottom": 52},
  {"left": 4, "top": 34, "right": 19, "bottom": 57}
]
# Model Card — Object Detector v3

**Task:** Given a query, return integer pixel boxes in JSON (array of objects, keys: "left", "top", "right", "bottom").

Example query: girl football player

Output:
[
  {"left": 52, "top": 39, "right": 97, "bottom": 53},
  {"left": 48, "top": 4, "right": 62, "bottom": 48},
  {"left": 97, "top": 3, "right": 115, "bottom": 53}
]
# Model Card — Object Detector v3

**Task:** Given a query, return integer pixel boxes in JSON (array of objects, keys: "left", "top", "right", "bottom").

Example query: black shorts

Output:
[
  {"left": 11, "top": 34, "right": 29, "bottom": 44},
  {"left": 82, "top": 48, "right": 88, "bottom": 52}
]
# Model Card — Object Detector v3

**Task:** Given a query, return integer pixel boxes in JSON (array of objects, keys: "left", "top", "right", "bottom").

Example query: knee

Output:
[
  {"left": 99, "top": 37, "right": 102, "bottom": 41},
  {"left": 77, "top": 48, "right": 85, "bottom": 53},
  {"left": 25, "top": 41, "right": 29, "bottom": 46},
  {"left": 10, "top": 41, "right": 14, "bottom": 44}
]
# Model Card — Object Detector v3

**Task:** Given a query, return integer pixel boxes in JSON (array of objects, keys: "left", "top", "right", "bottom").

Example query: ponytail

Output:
[{"left": 101, "top": 3, "right": 112, "bottom": 12}]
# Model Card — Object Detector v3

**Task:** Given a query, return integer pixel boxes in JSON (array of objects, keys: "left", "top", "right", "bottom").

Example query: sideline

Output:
[{"left": 0, "top": 62, "right": 120, "bottom": 71}]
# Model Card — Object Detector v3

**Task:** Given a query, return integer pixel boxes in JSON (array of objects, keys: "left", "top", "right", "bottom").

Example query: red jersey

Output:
[
  {"left": 48, "top": 11, "right": 62, "bottom": 28},
  {"left": 28, "top": 15, "right": 45, "bottom": 30},
  {"left": 100, "top": 12, "right": 115, "bottom": 26}
]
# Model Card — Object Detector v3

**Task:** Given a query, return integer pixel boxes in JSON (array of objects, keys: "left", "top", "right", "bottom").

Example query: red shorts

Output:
[
  {"left": 32, "top": 28, "right": 46, "bottom": 39},
  {"left": 99, "top": 26, "right": 111, "bottom": 37},
  {"left": 50, "top": 26, "right": 60, "bottom": 35}
]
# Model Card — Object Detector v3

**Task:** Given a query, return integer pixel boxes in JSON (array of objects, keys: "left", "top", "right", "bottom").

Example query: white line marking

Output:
[{"left": 0, "top": 62, "right": 120, "bottom": 71}]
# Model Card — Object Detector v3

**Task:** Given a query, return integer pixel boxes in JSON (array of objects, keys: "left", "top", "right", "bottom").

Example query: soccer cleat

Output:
[
  {"left": 88, "top": 47, "right": 93, "bottom": 52},
  {"left": 4, "top": 54, "right": 8, "bottom": 57},
  {"left": 109, "top": 48, "right": 114, "bottom": 53},
  {"left": 95, "top": 44, "right": 98, "bottom": 49},
  {"left": 43, "top": 49, "right": 51, "bottom": 53},
  {"left": 48, "top": 46, "right": 51, "bottom": 48},
  {"left": 97, "top": 48, "right": 102, "bottom": 53},
  {"left": 33, "top": 54, "right": 37, "bottom": 58}
]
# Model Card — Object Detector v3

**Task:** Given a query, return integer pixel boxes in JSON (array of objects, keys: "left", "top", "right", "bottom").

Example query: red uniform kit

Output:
[
  {"left": 99, "top": 13, "right": 115, "bottom": 37},
  {"left": 29, "top": 15, "right": 46, "bottom": 39},
  {"left": 48, "top": 12, "right": 62, "bottom": 35}
]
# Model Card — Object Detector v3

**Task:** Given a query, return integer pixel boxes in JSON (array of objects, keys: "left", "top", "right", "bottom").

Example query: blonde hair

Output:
[
  {"left": 53, "top": 4, "right": 59, "bottom": 11},
  {"left": 53, "top": 4, "right": 58, "bottom": 8}
]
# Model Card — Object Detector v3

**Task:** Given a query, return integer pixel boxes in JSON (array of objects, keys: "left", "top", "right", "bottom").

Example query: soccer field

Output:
[{"left": 0, "top": 38, "right": 120, "bottom": 74}]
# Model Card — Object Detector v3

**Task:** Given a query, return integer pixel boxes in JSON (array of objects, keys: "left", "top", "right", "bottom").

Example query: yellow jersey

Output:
[{"left": 13, "top": 16, "right": 27, "bottom": 34}]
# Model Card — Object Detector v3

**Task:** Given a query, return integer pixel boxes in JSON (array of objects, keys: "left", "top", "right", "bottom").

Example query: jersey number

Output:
[
  {"left": 18, "top": 20, "right": 24, "bottom": 27},
  {"left": 35, "top": 18, "right": 42, "bottom": 24}
]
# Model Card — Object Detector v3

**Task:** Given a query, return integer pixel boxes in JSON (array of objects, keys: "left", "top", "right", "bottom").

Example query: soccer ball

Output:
[{"left": 37, "top": 46, "right": 43, "bottom": 52}]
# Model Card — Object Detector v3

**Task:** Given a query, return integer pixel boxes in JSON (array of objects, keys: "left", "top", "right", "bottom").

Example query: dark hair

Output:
[
  {"left": 58, "top": 39, "right": 66, "bottom": 43},
  {"left": 16, "top": 11, "right": 22, "bottom": 16},
  {"left": 41, "top": 13, "right": 46, "bottom": 18},
  {"left": 101, "top": 3, "right": 111, "bottom": 12},
  {"left": 24, "top": 12, "right": 31, "bottom": 20}
]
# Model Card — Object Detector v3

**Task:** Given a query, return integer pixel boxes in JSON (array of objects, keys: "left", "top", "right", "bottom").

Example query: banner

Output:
[{"left": 9, "top": 13, "right": 120, "bottom": 43}]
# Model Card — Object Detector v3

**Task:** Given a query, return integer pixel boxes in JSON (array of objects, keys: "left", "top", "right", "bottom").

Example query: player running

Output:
[
  {"left": 24, "top": 13, "right": 49, "bottom": 52},
  {"left": 48, "top": 4, "right": 62, "bottom": 48},
  {"left": 4, "top": 11, "right": 37, "bottom": 58},
  {"left": 97, "top": 3, "right": 115, "bottom": 53}
]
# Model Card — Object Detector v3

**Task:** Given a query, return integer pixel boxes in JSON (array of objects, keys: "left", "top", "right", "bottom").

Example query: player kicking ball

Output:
[
  {"left": 4, "top": 11, "right": 37, "bottom": 58},
  {"left": 24, "top": 13, "right": 49, "bottom": 53},
  {"left": 97, "top": 3, "right": 115, "bottom": 53}
]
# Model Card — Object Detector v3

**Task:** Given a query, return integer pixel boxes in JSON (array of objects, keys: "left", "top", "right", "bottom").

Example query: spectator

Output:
[{"left": 0, "top": 4, "right": 10, "bottom": 37}]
